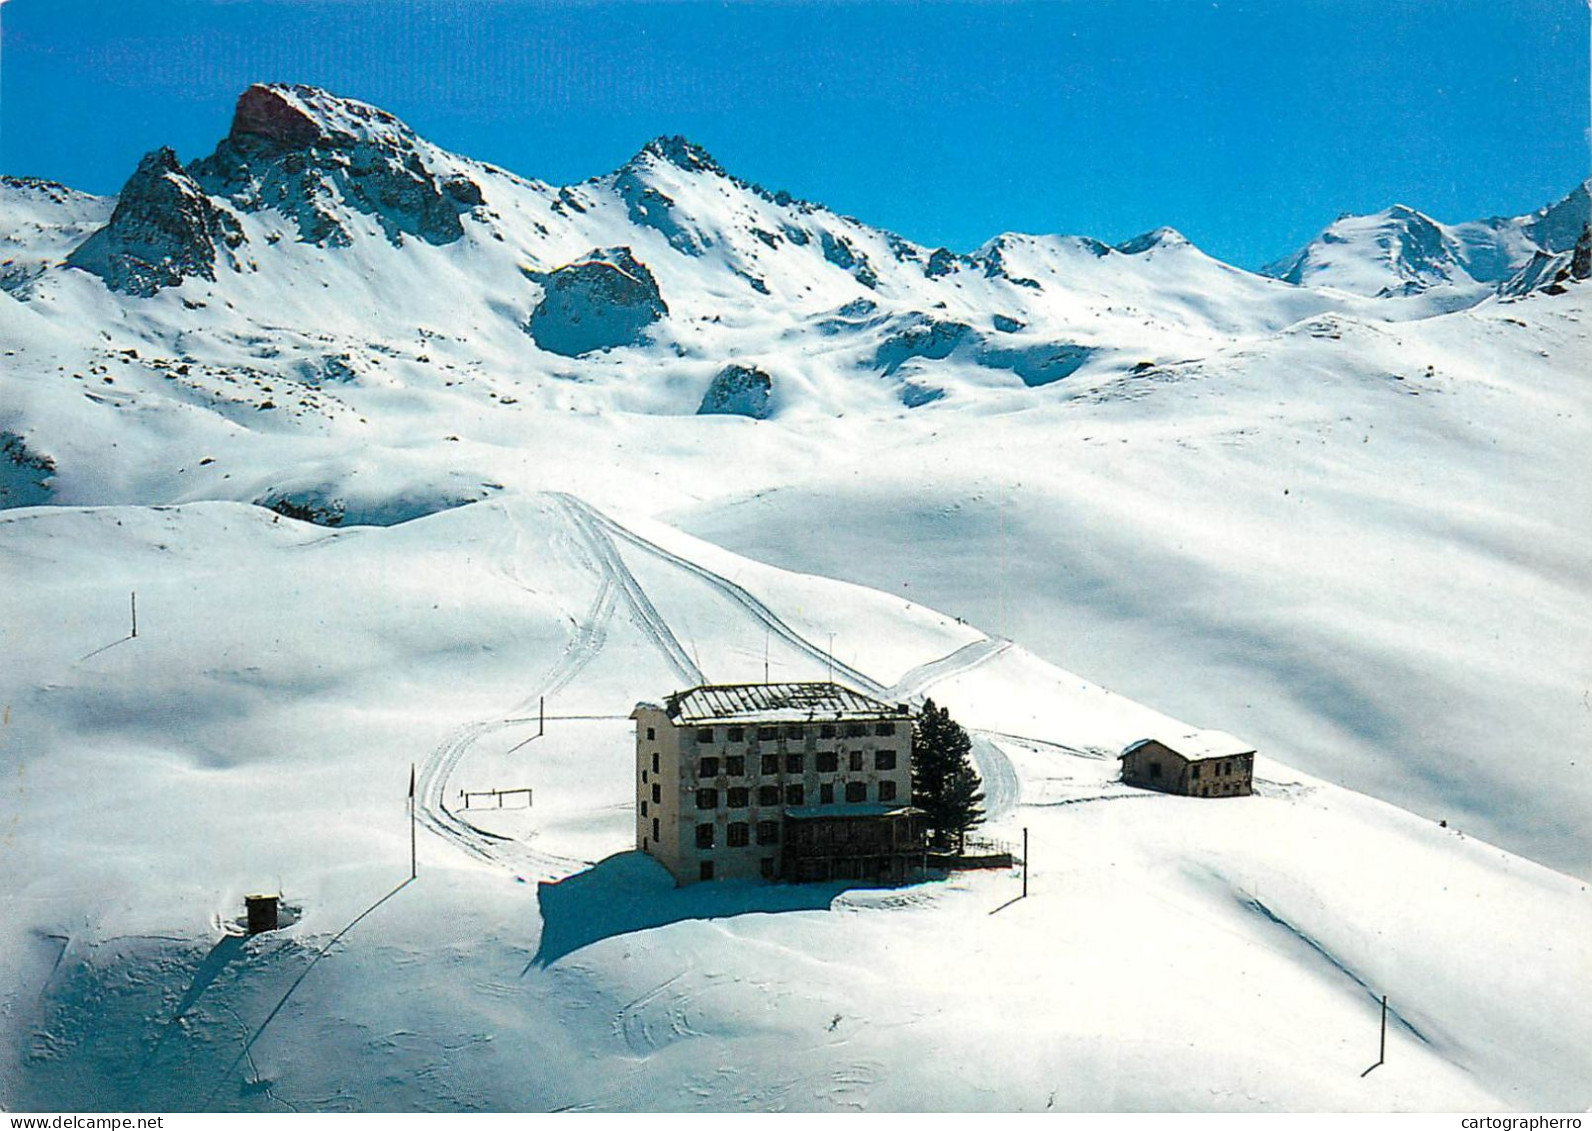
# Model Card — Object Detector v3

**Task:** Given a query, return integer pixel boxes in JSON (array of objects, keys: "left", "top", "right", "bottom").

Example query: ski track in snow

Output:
[
  {"left": 967, "top": 732, "right": 1021, "bottom": 821},
  {"left": 882, "top": 636, "right": 1013, "bottom": 701},
  {"left": 418, "top": 493, "right": 1024, "bottom": 873},
  {"left": 556, "top": 493, "right": 887, "bottom": 696},
  {"left": 415, "top": 505, "right": 622, "bottom": 878},
  {"left": 568, "top": 494, "right": 1025, "bottom": 821},
  {"left": 552, "top": 493, "right": 703, "bottom": 687}
]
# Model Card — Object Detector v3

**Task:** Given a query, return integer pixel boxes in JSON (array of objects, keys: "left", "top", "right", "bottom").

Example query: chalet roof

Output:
[
  {"left": 661, "top": 682, "right": 910, "bottom": 725},
  {"left": 1121, "top": 729, "right": 1255, "bottom": 762}
]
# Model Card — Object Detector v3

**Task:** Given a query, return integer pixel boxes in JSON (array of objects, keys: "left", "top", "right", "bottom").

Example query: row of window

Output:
[
  {"left": 692, "top": 721, "right": 897, "bottom": 743},
  {"left": 696, "top": 820, "right": 780, "bottom": 849},
  {"left": 1188, "top": 760, "right": 1243, "bottom": 780},
  {"left": 696, "top": 780, "right": 896, "bottom": 809},
  {"left": 697, "top": 750, "right": 895, "bottom": 778}
]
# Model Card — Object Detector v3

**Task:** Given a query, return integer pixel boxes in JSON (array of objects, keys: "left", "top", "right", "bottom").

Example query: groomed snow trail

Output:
[
  {"left": 414, "top": 503, "right": 628, "bottom": 878},
  {"left": 553, "top": 492, "right": 888, "bottom": 696},
  {"left": 968, "top": 733, "right": 1021, "bottom": 821},
  {"left": 418, "top": 494, "right": 1023, "bottom": 871},
  {"left": 552, "top": 493, "right": 703, "bottom": 686},
  {"left": 883, "top": 637, "right": 1013, "bottom": 701}
]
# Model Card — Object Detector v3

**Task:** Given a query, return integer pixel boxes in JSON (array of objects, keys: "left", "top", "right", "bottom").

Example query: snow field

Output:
[{"left": 3, "top": 495, "right": 1588, "bottom": 1111}]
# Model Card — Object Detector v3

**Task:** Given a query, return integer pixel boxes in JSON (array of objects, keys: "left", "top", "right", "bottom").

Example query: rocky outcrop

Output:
[
  {"left": 613, "top": 172, "right": 708, "bottom": 257},
  {"left": 873, "top": 314, "right": 973, "bottom": 374},
  {"left": 976, "top": 238, "right": 1042, "bottom": 289},
  {"left": 820, "top": 229, "right": 879, "bottom": 289},
  {"left": 525, "top": 247, "right": 668, "bottom": 357},
  {"left": 977, "top": 341, "right": 1097, "bottom": 387},
  {"left": 697, "top": 364, "right": 774, "bottom": 419},
  {"left": 0, "top": 430, "right": 55, "bottom": 508},
  {"left": 189, "top": 83, "right": 481, "bottom": 248},
  {"left": 925, "top": 247, "right": 967, "bottom": 278},
  {"left": 636, "top": 135, "right": 725, "bottom": 177},
  {"left": 1114, "top": 227, "right": 1192, "bottom": 256},
  {"left": 66, "top": 148, "right": 245, "bottom": 296},
  {"left": 1499, "top": 241, "right": 1584, "bottom": 298}
]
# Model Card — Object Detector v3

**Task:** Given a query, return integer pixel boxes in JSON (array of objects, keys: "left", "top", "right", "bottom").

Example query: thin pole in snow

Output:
[
  {"left": 409, "top": 763, "right": 417, "bottom": 881},
  {"left": 1380, "top": 995, "right": 1388, "bottom": 1063},
  {"left": 130, "top": 592, "right": 138, "bottom": 639},
  {"left": 1022, "top": 826, "right": 1029, "bottom": 899},
  {"left": 1361, "top": 995, "right": 1388, "bottom": 1077},
  {"left": 539, "top": 696, "right": 545, "bottom": 737}
]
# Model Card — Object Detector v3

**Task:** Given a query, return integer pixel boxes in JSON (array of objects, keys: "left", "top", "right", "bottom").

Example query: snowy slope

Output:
[
  {"left": 1, "top": 500, "right": 1587, "bottom": 1113},
  {"left": 679, "top": 289, "right": 1592, "bottom": 880},
  {"left": 3, "top": 82, "right": 1591, "bottom": 1113}
]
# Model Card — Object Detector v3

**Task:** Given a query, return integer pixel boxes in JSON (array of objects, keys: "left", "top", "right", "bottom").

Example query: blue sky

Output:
[{"left": 2, "top": 0, "right": 1587, "bottom": 267}]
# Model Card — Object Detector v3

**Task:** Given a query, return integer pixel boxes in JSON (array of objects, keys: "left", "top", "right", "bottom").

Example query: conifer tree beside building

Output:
[{"left": 912, "top": 699, "right": 986, "bottom": 852}]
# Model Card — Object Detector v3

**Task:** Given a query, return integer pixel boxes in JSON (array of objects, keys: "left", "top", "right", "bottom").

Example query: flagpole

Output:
[{"left": 409, "top": 762, "right": 417, "bottom": 880}]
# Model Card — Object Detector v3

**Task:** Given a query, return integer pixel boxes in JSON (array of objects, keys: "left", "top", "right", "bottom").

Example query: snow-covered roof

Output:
[
  {"left": 1121, "top": 730, "right": 1255, "bottom": 762},
  {"left": 662, "top": 682, "right": 909, "bottom": 725}
]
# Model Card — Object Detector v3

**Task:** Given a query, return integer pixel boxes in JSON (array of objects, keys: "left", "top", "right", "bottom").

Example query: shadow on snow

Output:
[{"left": 531, "top": 851, "right": 869, "bottom": 967}]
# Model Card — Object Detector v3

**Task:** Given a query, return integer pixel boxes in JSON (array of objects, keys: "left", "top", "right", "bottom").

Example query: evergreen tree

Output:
[{"left": 911, "top": 698, "right": 986, "bottom": 852}]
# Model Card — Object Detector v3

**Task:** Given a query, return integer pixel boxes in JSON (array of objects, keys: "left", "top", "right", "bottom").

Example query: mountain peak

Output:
[
  {"left": 1114, "top": 227, "right": 1189, "bottom": 255},
  {"left": 634, "top": 135, "right": 725, "bottom": 176},
  {"left": 229, "top": 83, "right": 416, "bottom": 150}
]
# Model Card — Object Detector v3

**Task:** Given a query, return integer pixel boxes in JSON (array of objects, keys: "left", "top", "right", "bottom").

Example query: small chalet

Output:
[
  {"left": 631, "top": 682, "right": 926, "bottom": 885},
  {"left": 1119, "top": 730, "right": 1255, "bottom": 798}
]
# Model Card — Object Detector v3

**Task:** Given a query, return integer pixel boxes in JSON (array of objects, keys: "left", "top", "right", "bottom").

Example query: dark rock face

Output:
[
  {"left": 977, "top": 240, "right": 1041, "bottom": 289},
  {"left": 874, "top": 315, "right": 973, "bottom": 374},
  {"left": 67, "top": 148, "right": 245, "bottom": 296},
  {"left": 820, "top": 230, "right": 878, "bottom": 288},
  {"left": 613, "top": 171, "right": 708, "bottom": 256},
  {"left": 189, "top": 83, "right": 480, "bottom": 248},
  {"left": 231, "top": 83, "right": 329, "bottom": 149},
  {"left": 1573, "top": 223, "right": 1591, "bottom": 281},
  {"left": 925, "top": 247, "right": 964, "bottom": 278},
  {"left": 898, "top": 382, "right": 945, "bottom": 408},
  {"left": 525, "top": 247, "right": 668, "bottom": 357},
  {"left": 0, "top": 430, "right": 55, "bottom": 507},
  {"left": 637, "top": 135, "right": 725, "bottom": 177},
  {"left": 697, "top": 364, "right": 774, "bottom": 419},
  {"left": 609, "top": 136, "right": 729, "bottom": 256},
  {"left": 977, "top": 341, "right": 1097, "bottom": 387},
  {"left": 1501, "top": 248, "right": 1578, "bottom": 297}
]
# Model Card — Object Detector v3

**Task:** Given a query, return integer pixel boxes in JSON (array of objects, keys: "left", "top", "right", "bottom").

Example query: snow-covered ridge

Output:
[
  {"left": 1264, "top": 182, "right": 1591, "bottom": 297},
  {"left": 3, "top": 80, "right": 1591, "bottom": 1114}
]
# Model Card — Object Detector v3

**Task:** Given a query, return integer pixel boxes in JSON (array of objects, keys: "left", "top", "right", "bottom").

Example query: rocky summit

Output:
[
  {"left": 189, "top": 83, "right": 483, "bottom": 247},
  {"left": 65, "top": 147, "right": 245, "bottom": 296}
]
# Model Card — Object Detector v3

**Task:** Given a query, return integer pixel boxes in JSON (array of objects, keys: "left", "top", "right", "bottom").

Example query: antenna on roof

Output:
[{"left": 764, "top": 625, "right": 770, "bottom": 684}]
